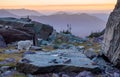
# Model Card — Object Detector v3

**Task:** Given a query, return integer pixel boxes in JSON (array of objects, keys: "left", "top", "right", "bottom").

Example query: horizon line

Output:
[
  {"left": 0, "top": 3, "right": 115, "bottom": 11},
  {"left": 0, "top": 3, "right": 115, "bottom": 7}
]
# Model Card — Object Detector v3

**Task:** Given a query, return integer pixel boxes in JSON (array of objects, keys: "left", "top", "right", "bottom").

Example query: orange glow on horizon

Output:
[{"left": 0, "top": 4, "right": 115, "bottom": 11}]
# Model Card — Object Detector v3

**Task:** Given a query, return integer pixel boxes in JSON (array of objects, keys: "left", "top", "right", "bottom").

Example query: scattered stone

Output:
[
  {"left": 76, "top": 71, "right": 94, "bottom": 77},
  {"left": 21, "top": 58, "right": 31, "bottom": 63},
  {"left": 48, "top": 30, "right": 57, "bottom": 43},
  {"left": 0, "top": 66, "right": 11, "bottom": 72},
  {"left": 3, "top": 49, "right": 19, "bottom": 54},
  {"left": 59, "top": 43, "right": 69, "bottom": 49},
  {"left": 38, "top": 39, "right": 49, "bottom": 45},
  {"left": 52, "top": 73, "right": 59, "bottom": 77},
  {"left": 78, "top": 46, "right": 85, "bottom": 49},
  {"left": 62, "top": 74, "right": 70, "bottom": 77},
  {"left": 27, "top": 74, "right": 34, "bottom": 77},
  {"left": 31, "top": 46, "right": 42, "bottom": 51},
  {"left": 63, "top": 58, "right": 71, "bottom": 64},
  {"left": 0, "top": 61, "right": 8, "bottom": 65},
  {"left": 5, "top": 58, "right": 16, "bottom": 63},
  {"left": 84, "top": 48, "right": 97, "bottom": 59},
  {"left": 23, "top": 51, "right": 36, "bottom": 56},
  {"left": 113, "top": 72, "right": 120, "bottom": 77},
  {"left": 54, "top": 33, "right": 85, "bottom": 44},
  {"left": 24, "top": 51, "right": 36, "bottom": 54},
  {"left": 92, "top": 57, "right": 107, "bottom": 70},
  {"left": 1, "top": 70, "right": 13, "bottom": 77},
  {"left": 87, "top": 43, "right": 93, "bottom": 46},
  {"left": 77, "top": 46, "right": 85, "bottom": 52}
]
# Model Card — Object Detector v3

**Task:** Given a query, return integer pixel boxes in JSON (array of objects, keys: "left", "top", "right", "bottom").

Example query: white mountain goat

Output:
[{"left": 17, "top": 40, "right": 33, "bottom": 51}]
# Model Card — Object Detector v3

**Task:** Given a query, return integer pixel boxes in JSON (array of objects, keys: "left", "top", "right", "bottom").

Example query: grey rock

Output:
[
  {"left": 59, "top": 43, "right": 69, "bottom": 49},
  {"left": 87, "top": 43, "right": 93, "bottom": 46},
  {"left": 32, "top": 74, "right": 52, "bottom": 77},
  {"left": 32, "top": 21, "right": 53, "bottom": 40},
  {"left": 92, "top": 57, "right": 107, "bottom": 70},
  {"left": 92, "top": 57, "right": 107, "bottom": 66},
  {"left": 21, "top": 58, "right": 31, "bottom": 63},
  {"left": 84, "top": 48, "right": 97, "bottom": 59},
  {"left": 17, "top": 49, "right": 100, "bottom": 74},
  {"left": 0, "top": 28, "right": 33, "bottom": 44},
  {"left": 77, "top": 46, "right": 85, "bottom": 50},
  {"left": 0, "top": 35, "right": 6, "bottom": 48},
  {"left": 1, "top": 71, "right": 13, "bottom": 77},
  {"left": 113, "top": 72, "right": 120, "bottom": 77},
  {"left": 54, "top": 33, "right": 85, "bottom": 44},
  {"left": 5, "top": 58, "right": 16, "bottom": 63},
  {"left": 77, "top": 46, "right": 85, "bottom": 53},
  {"left": 0, "top": 66, "right": 10, "bottom": 72},
  {"left": 31, "top": 46, "right": 42, "bottom": 51},
  {"left": 27, "top": 74, "right": 34, "bottom": 77},
  {"left": 0, "top": 61, "right": 8, "bottom": 65},
  {"left": 38, "top": 39, "right": 49, "bottom": 45},
  {"left": 0, "top": 17, "right": 53, "bottom": 44},
  {"left": 105, "top": 66, "right": 115, "bottom": 74},
  {"left": 62, "top": 74, "right": 70, "bottom": 77},
  {"left": 103, "top": 0, "right": 120, "bottom": 67},
  {"left": 3, "top": 49, "right": 19, "bottom": 54},
  {"left": 23, "top": 51, "right": 36, "bottom": 56},
  {"left": 52, "top": 73, "right": 59, "bottom": 77},
  {"left": 48, "top": 30, "right": 57, "bottom": 42},
  {"left": 76, "top": 71, "right": 94, "bottom": 77}
]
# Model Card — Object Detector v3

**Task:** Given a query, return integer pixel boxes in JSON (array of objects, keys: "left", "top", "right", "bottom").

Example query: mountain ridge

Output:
[
  {"left": 29, "top": 13, "right": 106, "bottom": 37},
  {"left": 0, "top": 9, "right": 18, "bottom": 18}
]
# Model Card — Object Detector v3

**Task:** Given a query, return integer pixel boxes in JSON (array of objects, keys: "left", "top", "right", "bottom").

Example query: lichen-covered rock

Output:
[
  {"left": 103, "top": 0, "right": 120, "bottom": 67},
  {"left": 16, "top": 49, "right": 100, "bottom": 74}
]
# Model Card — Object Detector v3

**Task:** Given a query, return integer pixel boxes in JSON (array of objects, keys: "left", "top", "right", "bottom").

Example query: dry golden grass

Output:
[
  {"left": 77, "top": 41, "right": 101, "bottom": 53},
  {"left": 0, "top": 53, "right": 22, "bottom": 61},
  {"left": 42, "top": 45, "right": 55, "bottom": 51},
  {"left": 12, "top": 73, "right": 27, "bottom": 77},
  {"left": 0, "top": 46, "right": 24, "bottom": 66}
]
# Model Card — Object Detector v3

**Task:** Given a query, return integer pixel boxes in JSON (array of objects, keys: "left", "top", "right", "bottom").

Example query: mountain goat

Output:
[{"left": 17, "top": 40, "right": 33, "bottom": 51}]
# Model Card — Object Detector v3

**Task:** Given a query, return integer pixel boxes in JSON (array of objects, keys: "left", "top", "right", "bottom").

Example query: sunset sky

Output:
[{"left": 0, "top": 0, "right": 117, "bottom": 11}]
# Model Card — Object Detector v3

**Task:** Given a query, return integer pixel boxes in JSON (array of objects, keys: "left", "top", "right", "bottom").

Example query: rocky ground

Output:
[
  {"left": 0, "top": 32, "right": 119, "bottom": 77},
  {"left": 0, "top": 15, "right": 119, "bottom": 77}
]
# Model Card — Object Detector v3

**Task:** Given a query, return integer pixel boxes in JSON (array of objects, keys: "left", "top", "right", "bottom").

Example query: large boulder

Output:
[
  {"left": 32, "top": 21, "right": 53, "bottom": 40},
  {"left": 17, "top": 49, "right": 100, "bottom": 74},
  {"left": 0, "top": 17, "right": 53, "bottom": 43},
  {"left": 0, "top": 35, "right": 6, "bottom": 47},
  {"left": 0, "top": 28, "right": 32, "bottom": 44},
  {"left": 103, "top": 0, "right": 120, "bottom": 67}
]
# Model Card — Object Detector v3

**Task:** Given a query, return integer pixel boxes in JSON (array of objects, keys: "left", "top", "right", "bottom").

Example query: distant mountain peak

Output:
[
  {"left": 7, "top": 9, "right": 43, "bottom": 16},
  {"left": 80, "top": 13, "right": 89, "bottom": 16}
]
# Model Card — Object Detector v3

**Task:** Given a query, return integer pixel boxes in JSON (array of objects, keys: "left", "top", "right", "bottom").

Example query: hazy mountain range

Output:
[
  {"left": 0, "top": 9, "right": 109, "bottom": 37},
  {"left": 7, "top": 9, "right": 43, "bottom": 16},
  {"left": 0, "top": 9, "right": 18, "bottom": 18}
]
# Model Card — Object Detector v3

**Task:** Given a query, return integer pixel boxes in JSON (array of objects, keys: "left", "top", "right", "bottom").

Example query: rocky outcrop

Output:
[
  {"left": 0, "top": 28, "right": 32, "bottom": 44},
  {"left": 0, "top": 17, "right": 53, "bottom": 44},
  {"left": 17, "top": 49, "right": 100, "bottom": 74},
  {"left": 32, "top": 21, "right": 53, "bottom": 40},
  {"left": 103, "top": 0, "right": 120, "bottom": 67}
]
